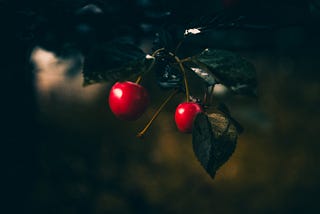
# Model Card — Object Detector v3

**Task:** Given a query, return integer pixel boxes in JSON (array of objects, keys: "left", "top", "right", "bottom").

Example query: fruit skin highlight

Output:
[
  {"left": 175, "top": 102, "right": 203, "bottom": 133},
  {"left": 108, "top": 81, "right": 149, "bottom": 121}
]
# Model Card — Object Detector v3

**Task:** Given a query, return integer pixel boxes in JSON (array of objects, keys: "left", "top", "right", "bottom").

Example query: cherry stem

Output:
[
  {"left": 137, "top": 89, "right": 179, "bottom": 138},
  {"left": 180, "top": 57, "right": 192, "bottom": 63},
  {"left": 171, "top": 54, "right": 190, "bottom": 102},
  {"left": 152, "top": 48, "right": 165, "bottom": 57},
  {"left": 135, "top": 76, "right": 142, "bottom": 84},
  {"left": 135, "top": 48, "right": 166, "bottom": 84}
]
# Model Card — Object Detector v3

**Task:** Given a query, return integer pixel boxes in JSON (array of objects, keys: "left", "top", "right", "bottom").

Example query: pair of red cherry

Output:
[{"left": 108, "top": 81, "right": 202, "bottom": 133}]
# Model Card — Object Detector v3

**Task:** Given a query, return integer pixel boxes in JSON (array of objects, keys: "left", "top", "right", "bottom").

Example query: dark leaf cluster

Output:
[{"left": 81, "top": 12, "right": 258, "bottom": 179}]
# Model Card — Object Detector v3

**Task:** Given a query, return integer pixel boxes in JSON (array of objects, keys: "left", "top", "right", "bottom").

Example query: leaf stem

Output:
[
  {"left": 203, "top": 84, "right": 215, "bottom": 107},
  {"left": 208, "top": 84, "right": 215, "bottom": 105},
  {"left": 137, "top": 89, "right": 179, "bottom": 138},
  {"left": 174, "top": 40, "right": 183, "bottom": 55}
]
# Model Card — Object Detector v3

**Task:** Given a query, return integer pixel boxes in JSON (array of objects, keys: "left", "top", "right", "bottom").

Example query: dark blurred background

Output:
[{"left": 1, "top": 0, "right": 320, "bottom": 213}]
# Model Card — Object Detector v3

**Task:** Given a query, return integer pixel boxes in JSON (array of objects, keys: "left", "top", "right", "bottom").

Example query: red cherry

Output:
[
  {"left": 175, "top": 102, "right": 203, "bottom": 133},
  {"left": 108, "top": 81, "right": 149, "bottom": 121}
]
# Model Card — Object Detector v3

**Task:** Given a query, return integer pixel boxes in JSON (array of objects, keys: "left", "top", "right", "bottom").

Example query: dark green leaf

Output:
[
  {"left": 216, "top": 103, "right": 244, "bottom": 134},
  {"left": 192, "top": 111, "right": 238, "bottom": 178},
  {"left": 153, "top": 26, "right": 185, "bottom": 53},
  {"left": 154, "top": 29, "right": 175, "bottom": 51},
  {"left": 193, "top": 49, "right": 257, "bottom": 96},
  {"left": 189, "top": 66, "right": 216, "bottom": 86},
  {"left": 83, "top": 40, "right": 152, "bottom": 85},
  {"left": 186, "top": 12, "right": 273, "bottom": 34}
]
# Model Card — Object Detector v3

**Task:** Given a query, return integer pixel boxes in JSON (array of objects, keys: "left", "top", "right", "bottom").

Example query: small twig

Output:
[{"left": 137, "top": 89, "right": 179, "bottom": 138}]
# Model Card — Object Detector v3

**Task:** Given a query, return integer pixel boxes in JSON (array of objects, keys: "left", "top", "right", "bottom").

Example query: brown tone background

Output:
[{"left": 2, "top": 0, "right": 320, "bottom": 213}]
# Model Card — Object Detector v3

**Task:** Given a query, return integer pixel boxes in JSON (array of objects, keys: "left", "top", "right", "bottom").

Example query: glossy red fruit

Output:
[
  {"left": 175, "top": 102, "right": 203, "bottom": 133},
  {"left": 108, "top": 81, "right": 149, "bottom": 121}
]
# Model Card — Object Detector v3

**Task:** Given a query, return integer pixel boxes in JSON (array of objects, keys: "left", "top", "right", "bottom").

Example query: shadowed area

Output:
[
  {"left": 1, "top": 0, "right": 320, "bottom": 213},
  {"left": 25, "top": 46, "right": 320, "bottom": 214}
]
